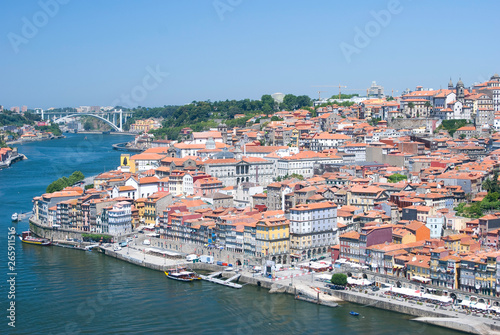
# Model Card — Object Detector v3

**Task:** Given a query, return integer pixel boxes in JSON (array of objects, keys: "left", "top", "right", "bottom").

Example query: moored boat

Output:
[
  {"left": 164, "top": 267, "right": 201, "bottom": 282},
  {"left": 11, "top": 213, "right": 18, "bottom": 222},
  {"left": 19, "top": 231, "right": 51, "bottom": 246}
]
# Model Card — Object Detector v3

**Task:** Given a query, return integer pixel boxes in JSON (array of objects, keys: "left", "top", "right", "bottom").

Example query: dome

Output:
[{"left": 456, "top": 78, "right": 464, "bottom": 87}]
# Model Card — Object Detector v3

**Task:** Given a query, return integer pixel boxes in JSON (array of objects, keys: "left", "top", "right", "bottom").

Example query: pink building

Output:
[{"left": 193, "top": 177, "right": 223, "bottom": 197}]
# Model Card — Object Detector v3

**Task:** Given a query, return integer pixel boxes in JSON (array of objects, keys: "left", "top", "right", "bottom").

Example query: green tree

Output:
[
  {"left": 407, "top": 102, "right": 415, "bottom": 117},
  {"left": 290, "top": 173, "right": 304, "bottom": 180},
  {"left": 387, "top": 173, "right": 407, "bottom": 183},
  {"left": 296, "top": 95, "right": 312, "bottom": 108},
  {"left": 261, "top": 94, "right": 274, "bottom": 115},
  {"left": 83, "top": 120, "right": 93, "bottom": 131},
  {"left": 283, "top": 94, "right": 298, "bottom": 110},
  {"left": 68, "top": 171, "right": 84, "bottom": 185},
  {"left": 46, "top": 171, "right": 85, "bottom": 193},
  {"left": 331, "top": 273, "right": 348, "bottom": 286},
  {"left": 424, "top": 101, "right": 432, "bottom": 116}
]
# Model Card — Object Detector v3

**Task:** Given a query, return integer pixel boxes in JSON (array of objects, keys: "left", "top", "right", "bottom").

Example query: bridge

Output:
[{"left": 41, "top": 109, "right": 134, "bottom": 132}]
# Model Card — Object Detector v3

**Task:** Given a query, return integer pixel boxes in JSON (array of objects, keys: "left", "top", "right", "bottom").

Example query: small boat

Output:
[
  {"left": 349, "top": 311, "right": 360, "bottom": 316},
  {"left": 19, "top": 231, "right": 51, "bottom": 246},
  {"left": 164, "top": 267, "right": 201, "bottom": 282},
  {"left": 11, "top": 213, "right": 18, "bottom": 222}
]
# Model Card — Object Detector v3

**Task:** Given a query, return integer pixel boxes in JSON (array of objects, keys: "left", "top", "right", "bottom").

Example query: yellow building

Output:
[
  {"left": 256, "top": 216, "right": 289, "bottom": 263},
  {"left": 406, "top": 255, "right": 431, "bottom": 280},
  {"left": 143, "top": 192, "right": 172, "bottom": 225},
  {"left": 290, "top": 128, "right": 299, "bottom": 148},
  {"left": 130, "top": 119, "right": 161, "bottom": 133},
  {"left": 120, "top": 154, "right": 133, "bottom": 172},
  {"left": 392, "top": 227, "right": 416, "bottom": 244},
  {"left": 442, "top": 234, "right": 466, "bottom": 253},
  {"left": 135, "top": 198, "right": 147, "bottom": 224}
]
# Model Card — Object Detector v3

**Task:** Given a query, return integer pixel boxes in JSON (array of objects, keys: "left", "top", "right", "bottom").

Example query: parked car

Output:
[
  {"left": 318, "top": 256, "right": 326, "bottom": 260},
  {"left": 326, "top": 283, "right": 345, "bottom": 290}
]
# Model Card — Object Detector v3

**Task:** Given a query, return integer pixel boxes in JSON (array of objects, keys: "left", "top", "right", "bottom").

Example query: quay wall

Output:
[
  {"left": 329, "top": 290, "right": 449, "bottom": 318},
  {"left": 30, "top": 219, "right": 85, "bottom": 241},
  {"left": 151, "top": 237, "right": 262, "bottom": 267},
  {"left": 328, "top": 290, "right": 500, "bottom": 334}
]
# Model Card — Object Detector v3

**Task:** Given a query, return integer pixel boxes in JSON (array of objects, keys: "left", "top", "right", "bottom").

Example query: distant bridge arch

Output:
[{"left": 54, "top": 113, "right": 121, "bottom": 132}]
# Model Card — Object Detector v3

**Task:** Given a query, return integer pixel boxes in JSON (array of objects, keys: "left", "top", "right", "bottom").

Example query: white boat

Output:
[
  {"left": 11, "top": 213, "right": 18, "bottom": 222},
  {"left": 164, "top": 267, "right": 201, "bottom": 282}
]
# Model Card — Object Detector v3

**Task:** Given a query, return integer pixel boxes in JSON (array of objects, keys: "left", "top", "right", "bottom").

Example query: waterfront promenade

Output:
[
  {"left": 328, "top": 288, "right": 500, "bottom": 334},
  {"left": 94, "top": 236, "right": 500, "bottom": 334},
  {"left": 28, "top": 215, "right": 500, "bottom": 334}
]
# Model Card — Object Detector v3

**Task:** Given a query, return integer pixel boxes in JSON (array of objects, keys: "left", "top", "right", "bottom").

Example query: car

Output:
[
  {"left": 327, "top": 283, "right": 345, "bottom": 290},
  {"left": 371, "top": 286, "right": 380, "bottom": 292},
  {"left": 318, "top": 256, "right": 326, "bottom": 260},
  {"left": 310, "top": 258, "right": 318, "bottom": 261}
]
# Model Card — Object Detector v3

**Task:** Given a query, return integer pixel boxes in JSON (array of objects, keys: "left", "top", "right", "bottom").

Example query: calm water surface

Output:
[{"left": 0, "top": 134, "right": 460, "bottom": 334}]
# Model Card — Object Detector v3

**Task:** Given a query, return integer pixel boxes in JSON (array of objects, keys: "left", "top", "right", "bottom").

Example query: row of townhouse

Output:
[{"left": 154, "top": 201, "right": 340, "bottom": 263}]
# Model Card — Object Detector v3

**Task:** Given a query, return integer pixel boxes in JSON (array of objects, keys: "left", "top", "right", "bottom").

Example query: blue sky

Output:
[{"left": 1, "top": 0, "right": 499, "bottom": 109}]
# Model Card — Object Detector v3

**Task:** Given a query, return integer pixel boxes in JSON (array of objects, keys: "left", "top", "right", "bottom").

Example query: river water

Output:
[{"left": 0, "top": 134, "right": 459, "bottom": 334}]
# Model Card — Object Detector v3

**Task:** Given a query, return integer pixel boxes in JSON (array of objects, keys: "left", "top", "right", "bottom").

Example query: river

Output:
[{"left": 0, "top": 134, "right": 460, "bottom": 334}]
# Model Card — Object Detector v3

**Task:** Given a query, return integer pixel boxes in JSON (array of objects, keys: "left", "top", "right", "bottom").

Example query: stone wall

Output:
[
  {"left": 150, "top": 237, "right": 262, "bottom": 267},
  {"left": 30, "top": 219, "right": 85, "bottom": 241},
  {"left": 388, "top": 118, "right": 438, "bottom": 131}
]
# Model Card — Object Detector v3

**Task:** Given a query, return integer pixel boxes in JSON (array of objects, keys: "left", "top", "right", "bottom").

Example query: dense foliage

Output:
[
  {"left": 387, "top": 173, "right": 407, "bottom": 183},
  {"left": 455, "top": 171, "right": 500, "bottom": 218},
  {"left": 0, "top": 111, "right": 42, "bottom": 127},
  {"left": 82, "top": 234, "right": 113, "bottom": 243},
  {"left": 148, "top": 94, "right": 311, "bottom": 140},
  {"left": 35, "top": 123, "right": 62, "bottom": 136},
  {"left": 437, "top": 119, "right": 469, "bottom": 137},
  {"left": 122, "top": 105, "right": 178, "bottom": 130},
  {"left": 46, "top": 171, "right": 84, "bottom": 193},
  {"left": 331, "top": 273, "right": 348, "bottom": 286},
  {"left": 329, "top": 93, "right": 359, "bottom": 100}
]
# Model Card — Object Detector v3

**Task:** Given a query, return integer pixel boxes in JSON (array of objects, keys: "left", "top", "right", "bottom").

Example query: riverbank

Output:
[
  {"left": 328, "top": 289, "right": 500, "bottom": 334},
  {"left": 29, "top": 217, "right": 498, "bottom": 334},
  {"left": 48, "top": 234, "right": 498, "bottom": 334},
  {"left": 7, "top": 134, "right": 65, "bottom": 145},
  {"left": 112, "top": 142, "right": 144, "bottom": 152},
  {"left": 0, "top": 153, "right": 27, "bottom": 168},
  {"left": 93, "top": 243, "right": 500, "bottom": 334}
]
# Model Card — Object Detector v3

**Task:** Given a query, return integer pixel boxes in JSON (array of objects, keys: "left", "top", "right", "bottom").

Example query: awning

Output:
[
  {"left": 347, "top": 277, "right": 373, "bottom": 286},
  {"left": 411, "top": 275, "right": 431, "bottom": 283}
]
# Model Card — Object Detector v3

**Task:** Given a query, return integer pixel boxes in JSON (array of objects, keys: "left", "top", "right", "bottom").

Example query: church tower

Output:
[
  {"left": 218, "top": 123, "right": 228, "bottom": 144},
  {"left": 448, "top": 78, "right": 454, "bottom": 90},
  {"left": 456, "top": 78, "right": 465, "bottom": 102}
]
